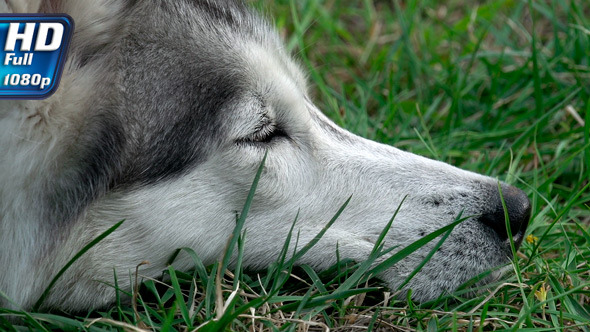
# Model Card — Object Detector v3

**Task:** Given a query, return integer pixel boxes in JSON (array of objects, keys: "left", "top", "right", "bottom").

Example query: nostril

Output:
[{"left": 478, "top": 184, "right": 531, "bottom": 243}]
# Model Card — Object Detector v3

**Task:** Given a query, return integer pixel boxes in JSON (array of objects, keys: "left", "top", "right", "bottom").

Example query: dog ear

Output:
[
  {"left": 30, "top": 0, "right": 129, "bottom": 67},
  {"left": 3, "top": 0, "right": 66, "bottom": 13},
  {"left": 2, "top": 0, "right": 43, "bottom": 13}
]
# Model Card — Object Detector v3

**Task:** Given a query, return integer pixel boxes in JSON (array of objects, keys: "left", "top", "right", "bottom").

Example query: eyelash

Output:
[
  {"left": 251, "top": 125, "right": 277, "bottom": 143},
  {"left": 238, "top": 123, "right": 288, "bottom": 145}
]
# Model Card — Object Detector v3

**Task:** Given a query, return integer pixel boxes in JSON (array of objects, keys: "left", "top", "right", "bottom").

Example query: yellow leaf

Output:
[{"left": 535, "top": 283, "right": 547, "bottom": 303}]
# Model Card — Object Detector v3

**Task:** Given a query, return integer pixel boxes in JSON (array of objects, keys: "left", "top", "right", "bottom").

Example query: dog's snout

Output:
[{"left": 478, "top": 184, "right": 531, "bottom": 244}]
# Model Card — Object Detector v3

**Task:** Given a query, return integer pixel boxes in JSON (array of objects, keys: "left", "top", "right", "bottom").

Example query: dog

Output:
[{"left": 0, "top": 0, "right": 531, "bottom": 312}]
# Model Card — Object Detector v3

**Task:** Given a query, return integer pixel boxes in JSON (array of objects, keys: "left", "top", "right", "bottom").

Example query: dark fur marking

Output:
[
  {"left": 44, "top": 0, "right": 266, "bottom": 229},
  {"left": 117, "top": 32, "right": 242, "bottom": 185},
  {"left": 43, "top": 111, "right": 125, "bottom": 227},
  {"left": 112, "top": 0, "right": 269, "bottom": 186}
]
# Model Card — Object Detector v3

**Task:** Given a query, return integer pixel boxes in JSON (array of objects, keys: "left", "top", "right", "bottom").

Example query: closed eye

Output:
[{"left": 237, "top": 124, "right": 289, "bottom": 145}]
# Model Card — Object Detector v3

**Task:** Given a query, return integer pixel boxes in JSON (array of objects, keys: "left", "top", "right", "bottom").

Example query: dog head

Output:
[{"left": 0, "top": 0, "right": 530, "bottom": 310}]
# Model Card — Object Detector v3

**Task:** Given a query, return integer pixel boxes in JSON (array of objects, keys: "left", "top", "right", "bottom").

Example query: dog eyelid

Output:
[{"left": 236, "top": 120, "right": 288, "bottom": 145}]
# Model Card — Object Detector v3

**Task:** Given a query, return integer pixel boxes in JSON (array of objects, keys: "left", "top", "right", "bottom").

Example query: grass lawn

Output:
[{"left": 2, "top": 0, "right": 589, "bottom": 330}]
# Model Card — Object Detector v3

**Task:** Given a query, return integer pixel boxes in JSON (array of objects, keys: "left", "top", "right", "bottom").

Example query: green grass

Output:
[{"left": 2, "top": 0, "right": 590, "bottom": 330}]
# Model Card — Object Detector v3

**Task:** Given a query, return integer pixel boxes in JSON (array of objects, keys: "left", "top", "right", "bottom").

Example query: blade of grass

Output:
[
  {"left": 33, "top": 219, "right": 125, "bottom": 311},
  {"left": 220, "top": 152, "right": 267, "bottom": 275}
]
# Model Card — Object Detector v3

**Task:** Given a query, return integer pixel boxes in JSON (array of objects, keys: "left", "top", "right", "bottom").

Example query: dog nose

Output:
[{"left": 478, "top": 184, "right": 531, "bottom": 243}]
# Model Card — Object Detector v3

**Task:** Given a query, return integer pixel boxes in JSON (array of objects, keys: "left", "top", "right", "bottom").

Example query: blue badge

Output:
[{"left": 0, "top": 15, "right": 74, "bottom": 99}]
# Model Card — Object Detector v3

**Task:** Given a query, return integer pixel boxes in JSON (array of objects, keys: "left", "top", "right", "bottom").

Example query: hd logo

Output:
[{"left": 0, "top": 15, "right": 73, "bottom": 99}]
